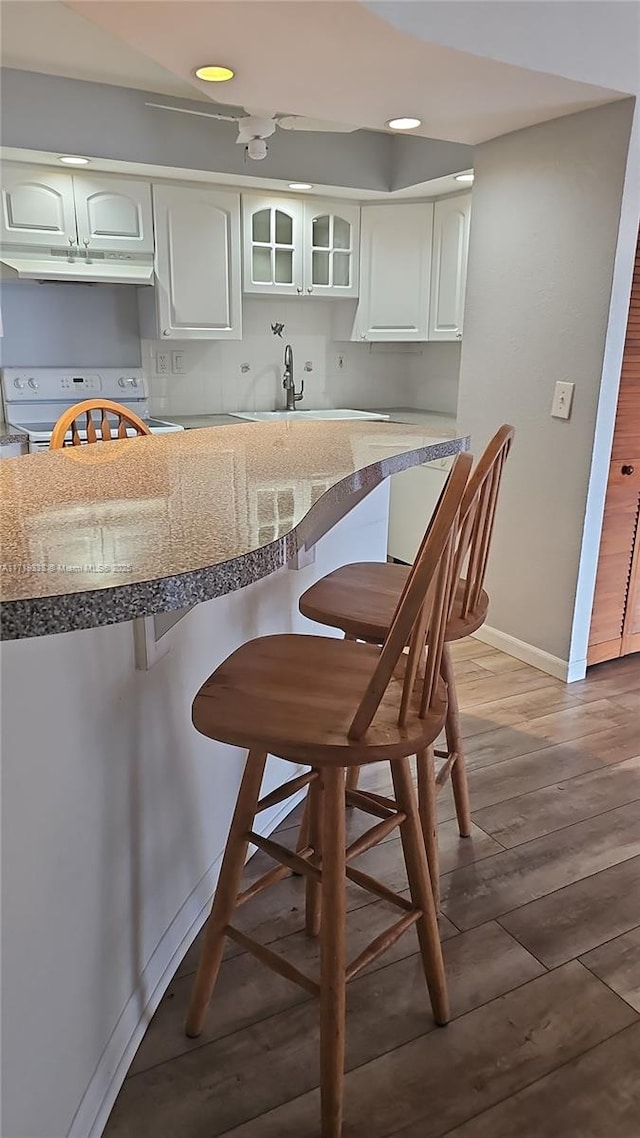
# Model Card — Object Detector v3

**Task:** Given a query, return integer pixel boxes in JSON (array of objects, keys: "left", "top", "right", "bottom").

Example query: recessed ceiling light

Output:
[
  {"left": 58, "top": 155, "right": 90, "bottom": 165},
  {"left": 455, "top": 173, "right": 474, "bottom": 183},
  {"left": 288, "top": 182, "right": 313, "bottom": 191},
  {"left": 195, "top": 65, "right": 235, "bottom": 82},
  {"left": 387, "top": 117, "right": 421, "bottom": 131}
]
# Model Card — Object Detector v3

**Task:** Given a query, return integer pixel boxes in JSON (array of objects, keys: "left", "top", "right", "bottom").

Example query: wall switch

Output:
[
  {"left": 156, "top": 352, "right": 169, "bottom": 376},
  {"left": 551, "top": 381, "right": 575, "bottom": 420},
  {"left": 171, "top": 351, "right": 185, "bottom": 375},
  {"left": 336, "top": 353, "right": 345, "bottom": 371}
]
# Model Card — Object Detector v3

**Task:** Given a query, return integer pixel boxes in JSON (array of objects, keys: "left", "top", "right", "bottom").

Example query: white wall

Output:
[
  {"left": 145, "top": 297, "right": 460, "bottom": 416},
  {"left": 457, "top": 99, "right": 635, "bottom": 671}
]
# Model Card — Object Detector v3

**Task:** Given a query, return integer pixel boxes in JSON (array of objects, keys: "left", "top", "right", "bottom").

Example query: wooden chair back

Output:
[
  {"left": 349, "top": 450, "right": 473, "bottom": 739},
  {"left": 455, "top": 424, "right": 515, "bottom": 621},
  {"left": 50, "top": 399, "right": 151, "bottom": 449}
]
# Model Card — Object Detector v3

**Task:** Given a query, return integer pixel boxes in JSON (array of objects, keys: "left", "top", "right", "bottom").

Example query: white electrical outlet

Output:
[
  {"left": 171, "top": 351, "right": 185, "bottom": 375},
  {"left": 551, "top": 381, "right": 575, "bottom": 420},
  {"left": 336, "top": 353, "right": 345, "bottom": 371},
  {"left": 156, "top": 352, "right": 169, "bottom": 376}
]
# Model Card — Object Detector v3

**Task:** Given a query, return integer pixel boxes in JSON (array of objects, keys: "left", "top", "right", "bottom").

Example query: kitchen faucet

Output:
[{"left": 283, "top": 344, "right": 304, "bottom": 411}]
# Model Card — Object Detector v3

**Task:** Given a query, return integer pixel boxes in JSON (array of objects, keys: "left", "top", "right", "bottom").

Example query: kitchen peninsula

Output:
[{"left": 1, "top": 419, "right": 467, "bottom": 1138}]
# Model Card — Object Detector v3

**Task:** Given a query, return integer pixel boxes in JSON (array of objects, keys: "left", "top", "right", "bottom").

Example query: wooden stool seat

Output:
[
  {"left": 300, "top": 563, "right": 489, "bottom": 643},
  {"left": 185, "top": 452, "right": 474, "bottom": 1138},
  {"left": 193, "top": 633, "right": 448, "bottom": 766}
]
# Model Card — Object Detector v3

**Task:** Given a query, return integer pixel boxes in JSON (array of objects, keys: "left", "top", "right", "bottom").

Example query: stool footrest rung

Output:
[
  {"left": 434, "top": 748, "right": 449, "bottom": 760},
  {"left": 237, "top": 845, "right": 314, "bottom": 906},
  {"left": 345, "top": 788, "right": 397, "bottom": 819},
  {"left": 225, "top": 926, "right": 320, "bottom": 996},
  {"left": 345, "top": 813, "right": 405, "bottom": 862},
  {"left": 345, "top": 865, "right": 414, "bottom": 912},
  {"left": 247, "top": 832, "right": 321, "bottom": 881},
  {"left": 255, "top": 770, "right": 318, "bottom": 814},
  {"left": 346, "top": 910, "right": 421, "bottom": 982},
  {"left": 436, "top": 752, "right": 456, "bottom": 788}
]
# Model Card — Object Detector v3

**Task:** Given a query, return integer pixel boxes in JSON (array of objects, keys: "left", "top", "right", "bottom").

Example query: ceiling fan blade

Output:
[
  {"left": 145, "top": 101, "right": 239, "bottom": 123},
  {"left": 277, "top": 116, "right": 358, "bottom": 133}
]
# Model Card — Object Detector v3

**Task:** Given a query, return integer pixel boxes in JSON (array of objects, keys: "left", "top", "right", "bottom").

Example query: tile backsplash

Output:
[{"left": 145, "top": 298, "right": 461, "bottom": 416}]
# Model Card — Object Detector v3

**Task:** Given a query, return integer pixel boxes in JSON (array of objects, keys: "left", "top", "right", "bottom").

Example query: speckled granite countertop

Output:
[
  {"left": 0, "top": 420, "right": 28, "bottom": 446},
  {"left": 0, "top": 419, "right": 468, "bottom": 640}
]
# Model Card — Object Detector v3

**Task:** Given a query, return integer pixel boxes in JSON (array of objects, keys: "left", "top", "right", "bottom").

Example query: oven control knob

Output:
[
  {"left": 13, "top": 377, "right": 26, "bottom": 390},
  {"left": 27, "top": 378, "right": 38, "bottom": 390},
  {"left": 118, "top": 377, "right": 126, "bottom": 387}
]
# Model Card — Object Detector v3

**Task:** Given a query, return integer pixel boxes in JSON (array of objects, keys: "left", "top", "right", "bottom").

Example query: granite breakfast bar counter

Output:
[{"left": 1, "top": 419, "right": 468, "bottom": 1138}]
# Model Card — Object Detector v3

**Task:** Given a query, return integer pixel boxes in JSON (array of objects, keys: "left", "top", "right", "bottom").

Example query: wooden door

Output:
[
  {"left": 588, "top": 231, "right": 640, "bottom": 663},
  {"left": 73, "top": 175, "right": 153, "bottom": 253},
  {"left": 0, "top": 165, "right": 77, "bottom": 249},
  {"left": 354, "top": 203, "right": 433, "bottom": 341},
  {"left": 428, "top": 193, "right": 471, "bottom": 341},
  {"left": 152, "top": 184, "right": 242, "bottom": 340}
]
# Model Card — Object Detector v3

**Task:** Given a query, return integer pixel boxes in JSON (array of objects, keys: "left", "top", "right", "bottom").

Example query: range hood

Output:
[{"left": 0, "top": 250, "right": 154, "bottom": 285}]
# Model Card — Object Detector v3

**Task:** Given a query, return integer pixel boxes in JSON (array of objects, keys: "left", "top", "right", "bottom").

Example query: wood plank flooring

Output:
[{"left": 104, "top": 644, "right": 640, "bottom": 1138}]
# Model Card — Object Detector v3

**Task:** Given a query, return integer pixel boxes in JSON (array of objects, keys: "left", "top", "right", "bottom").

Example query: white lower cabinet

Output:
[
  {"left": 142, "top": 184, "right": 242, "bottom": 340},
  {"left": 355, "top": 203, "right": 434, "bottom": 341},
  {"left": 388, "top": 458, "right": 452, "bottom": 563},
  {"left": 429, "top": 193, "right": 471, "bottom": 341}
]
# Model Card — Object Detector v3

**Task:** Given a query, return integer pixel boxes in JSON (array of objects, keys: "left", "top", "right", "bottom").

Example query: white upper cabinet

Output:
[
  {"left": 242, "top": 195, "right": 360, "bottom": 297},
  {"left": 355, "top": 203, "right": 434, "bottom": 341},
  {"left": 304, "top": 201, "right": 360, "bottom": 298},
  {"left": 0, "top": 166, "right": 77, "bottom": 249},
  {"left": 428, "top": 193, "right": 471, "bottom": 341},
  {"left": 242, "top": 196, "right": 304, "bottom": 295},
  {"left": 148, "top": 184, "right": 242, "bottom": 340},
  {"left": 73, "top": 176, "right": 153, "bottom": 254}
]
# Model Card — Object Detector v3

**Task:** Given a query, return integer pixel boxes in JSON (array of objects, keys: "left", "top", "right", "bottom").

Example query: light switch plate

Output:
[{"left": 551, "top": 381, "right": 575, "bottom": 420}]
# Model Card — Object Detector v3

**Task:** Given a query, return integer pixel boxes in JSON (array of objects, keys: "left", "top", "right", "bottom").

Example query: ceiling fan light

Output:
[
  {"left": 387, "top": 117, "right": 421, "bottom": 131},
  {"left": 195, "top": 64, "right": 234, "bottom": 82},
  {"left": 246, "top": 138, "right": 268, "bottom": 161}
]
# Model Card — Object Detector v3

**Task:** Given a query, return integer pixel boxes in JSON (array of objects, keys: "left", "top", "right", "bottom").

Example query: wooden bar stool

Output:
[
  {"left": 185, "top": 451, "right": 472, "bottom": 1138},
  {"left": 299, "top": 426, "right": 514, "bottom": 902},
  {"left": 50, "top": 398, "right": 151, "bottom": 449}
]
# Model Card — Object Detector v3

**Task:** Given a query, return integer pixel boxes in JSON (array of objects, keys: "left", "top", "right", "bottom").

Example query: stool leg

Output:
[
  {"left": 391, "top": 756, "right": 449, "bottom": 1026},
  {"left": 442, "top": 643, "right": 472, "bottom": 838},
  {"left": 185, "top": 749, "right": 267, "bottom": 1038},
  {"left": 305, "top": 772, "right": 322, "bottom": 937},
  {"left": 416, "top": 746, "right": 440, "bottom": 911},
  {"left": 344, "top": 634, "right": 361, "bottom": 798},
  {"left": 320, "top": 766, "right": 347, "bottom": 1138}
]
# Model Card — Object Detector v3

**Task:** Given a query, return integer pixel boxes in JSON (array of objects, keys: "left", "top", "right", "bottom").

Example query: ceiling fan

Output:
[{"left": 145, "top": 101, "right": 357, "bottom": 159}]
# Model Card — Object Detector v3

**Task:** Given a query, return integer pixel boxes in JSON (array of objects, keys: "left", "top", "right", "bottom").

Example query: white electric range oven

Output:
[{"left": 1, "top": 368, "right": 183, "bottom": 453}]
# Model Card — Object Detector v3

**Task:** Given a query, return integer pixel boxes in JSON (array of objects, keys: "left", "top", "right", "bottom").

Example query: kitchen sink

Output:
[{"left": 232, "top": 409, "right": 390, "bottom": 422}]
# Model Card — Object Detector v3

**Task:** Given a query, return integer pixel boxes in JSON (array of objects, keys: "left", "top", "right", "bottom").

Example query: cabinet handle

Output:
[
  {"left": 455, "top": 331, "right": 462, "bottom": 339},
  {"left": 296, "top": 286, "right": 303, "bottom": 294},
  {"left": 67, "top": 237, "right": 77, "bottom": 262},
  {"left": 162, "top": 329, "right": 171, "bottom": 337},
  {"left": 621, "top": 465, "right": 635, "bottom": 476},
  {"left": 306, "top": 287, "right": 313, "bottom": 294}
]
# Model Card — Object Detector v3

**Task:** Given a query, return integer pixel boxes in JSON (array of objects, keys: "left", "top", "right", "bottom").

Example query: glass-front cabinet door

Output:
[
  {"left": 303, "top": 201, "right": 360, "bottom": 298},
  {"left": 242, "top": 196, "right": 304, "bottom": 294}
]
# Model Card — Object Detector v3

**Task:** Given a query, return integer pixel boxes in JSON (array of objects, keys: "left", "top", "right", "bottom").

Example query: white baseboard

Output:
[
  {"left": 69, "top": 790, "right": 306, "bottom": 1138},
  {"left": 472, "top": 625, "right": 578, "bottom": 683}
]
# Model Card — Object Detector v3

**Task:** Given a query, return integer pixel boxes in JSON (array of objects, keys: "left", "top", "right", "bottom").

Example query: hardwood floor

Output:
[{"left": 104, "top": 644, "right": 640, "bottom": 1138}]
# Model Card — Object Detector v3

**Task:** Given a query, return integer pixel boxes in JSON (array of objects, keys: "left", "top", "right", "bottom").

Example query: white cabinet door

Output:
[
  {"left": 74, "top": 176, "right": 154, "bottom": 253},
  {"left": 242, "top": 196, "right": 304, "bottom": 294},
  {"left": 355, "top": 203, "right": 433, "bottom": 341},
  {"left": 303, "top": 201, "right": 360, "bottom": 298},
  {"left": 388, "top": 459, "right": 451, "bottom": 564},
  {"left": 152, "top": 185, "right": 242, "bottom": 340},
  {"left": 0, "top": 165, "right": 77, "bottom": 249},
  {"left": 428, "top": 193, "right": 471, "bottom": 341}
]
